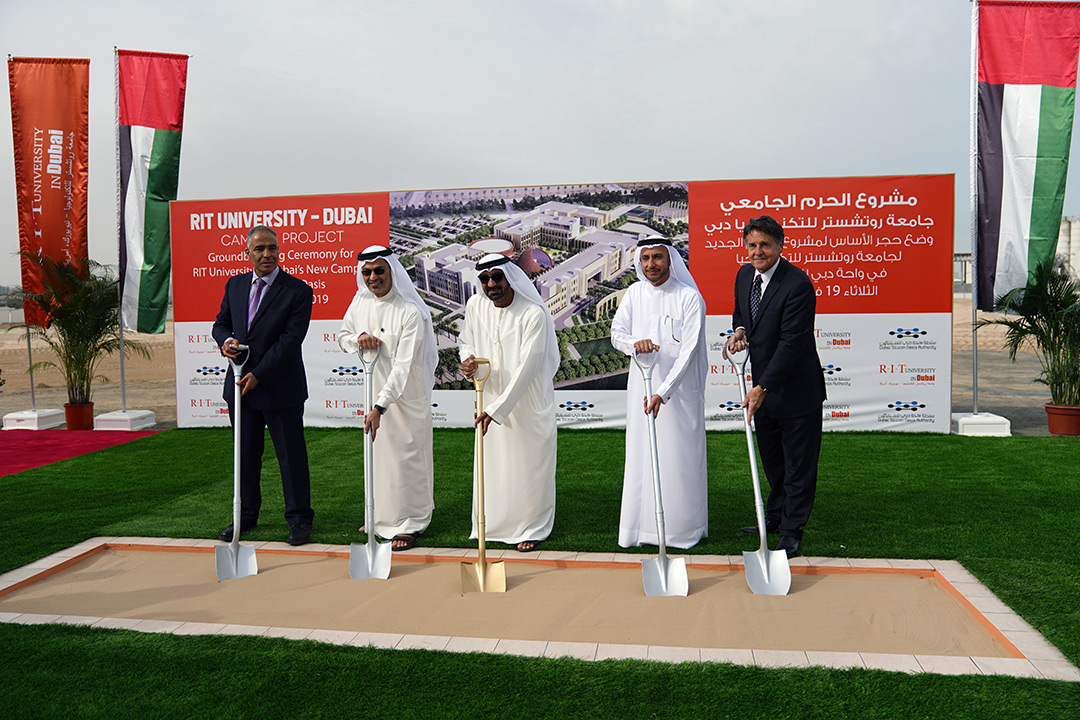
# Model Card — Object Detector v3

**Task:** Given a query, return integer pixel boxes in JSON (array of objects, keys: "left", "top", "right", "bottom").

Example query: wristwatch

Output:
[{"left": 374, "top": 404, "right": 387, "bottom": 415}]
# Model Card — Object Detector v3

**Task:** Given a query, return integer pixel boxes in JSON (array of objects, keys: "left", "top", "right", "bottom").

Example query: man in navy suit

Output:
[
  {"left": 726, "top": 215, "right": 825, "bottom": 558},
  {"left": 212, "top": 225, "right": 315, "bottom": 546}
]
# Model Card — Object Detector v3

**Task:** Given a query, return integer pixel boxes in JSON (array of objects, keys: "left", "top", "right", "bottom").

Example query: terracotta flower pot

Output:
[
  {"left": 1044, "top": 403, "right": 1080, "bottom": 437},
  {"left": 64, "top": 402, "right": 95, "bottom": 431}
]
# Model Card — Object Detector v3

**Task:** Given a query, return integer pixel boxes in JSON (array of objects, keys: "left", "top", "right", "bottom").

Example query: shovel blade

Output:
[
  {"left": 349, "top": 541, "right": 392, "bottom": 580},
  {"left": 743, "top": 549, "right": 791, "bottom": 596},
  {"left": 642, "top": 556, "right": 689, "bottom": 597},
  {"left": 215, "top": 544, "right": 258, "bottom": 582},
  {"left": 460, "top": 560, "right": 506, "bottom": 594}
]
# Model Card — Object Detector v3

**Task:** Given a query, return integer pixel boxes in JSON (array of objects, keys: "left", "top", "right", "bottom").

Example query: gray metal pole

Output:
[
  {"left": 26, "top": 332, "right": 36, "bottom": 410},
  {"left": 969, "top": 0, "right": 980, "bottom": 415}
]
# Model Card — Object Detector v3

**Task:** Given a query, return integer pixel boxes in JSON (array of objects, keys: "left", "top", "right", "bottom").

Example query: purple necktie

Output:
[{"left": 247, "top": 277, "right": 266, "bottom": 330}]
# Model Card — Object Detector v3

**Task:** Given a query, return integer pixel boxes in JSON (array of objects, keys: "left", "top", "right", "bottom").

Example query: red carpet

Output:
[{"left": 0, "top": 429, "right": 158, "bottom": 475}]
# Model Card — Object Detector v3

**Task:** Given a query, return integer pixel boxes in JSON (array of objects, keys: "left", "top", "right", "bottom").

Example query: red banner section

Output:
[
  {"left": 8, "top": 57, "right": 90, "bottom": 326},
  {"left": 689, "top": 175, "right": 954, "bottom": 316},
  {"left": 117, "top": 50, "right": 188, "bottom": 130},
  {"left": 169, "top": 192, "right": 390, "bottom": 322}
]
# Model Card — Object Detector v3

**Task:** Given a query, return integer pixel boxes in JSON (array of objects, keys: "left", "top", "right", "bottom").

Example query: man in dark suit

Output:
[
  {"left": 212, "top": 225, "right": 315, "bottom": 546},
  {"left": 726, "top": 215, "right": 825, "bottom": 558}
]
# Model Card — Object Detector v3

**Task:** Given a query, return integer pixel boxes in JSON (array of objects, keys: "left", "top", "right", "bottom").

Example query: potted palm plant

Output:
[
  {"left": 11, "top": 254, "right": 151, "bottom": 430},
  {"left": 979, "top": 257, "right": 1080, "bottom": 436}
]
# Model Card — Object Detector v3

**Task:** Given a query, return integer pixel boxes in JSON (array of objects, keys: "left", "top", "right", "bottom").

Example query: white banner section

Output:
[{"left": 176, "top": 313, "right": 950, "bottom": 432}]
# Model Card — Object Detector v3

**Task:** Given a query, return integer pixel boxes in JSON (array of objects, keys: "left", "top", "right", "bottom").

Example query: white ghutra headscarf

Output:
[
  {"left": 474, "top": 253, "right": 560, "bottom": 380},
  {"left": 633, "top": 235, "right": 700, "bottom": 293},
  {"left": 355, "top": 245, "right": 438, "bottom": 393}
]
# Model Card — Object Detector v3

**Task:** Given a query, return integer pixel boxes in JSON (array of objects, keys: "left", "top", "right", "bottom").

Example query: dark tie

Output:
[
  {"left": 247, "top": 277, "right": 266, "bottom": 330},
  {"left": 750, "top": 274, "right": 762, "bottom": 324}
]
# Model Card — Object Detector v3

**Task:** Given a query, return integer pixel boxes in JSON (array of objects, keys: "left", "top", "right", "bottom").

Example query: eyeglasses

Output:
[
  {"left": 478, "top": 271, "right": 505, "bottom": 285},
  {"left": 361, "top": 267, "right": 387, "bottom": 277}
]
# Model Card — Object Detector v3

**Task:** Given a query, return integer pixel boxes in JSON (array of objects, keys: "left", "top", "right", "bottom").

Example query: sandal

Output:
[
  {"left": 391, "top": 533, "right": 419, "bottom": 552},
  {"left": 516, "top": 540, "right": 542, "bottom": 553}
]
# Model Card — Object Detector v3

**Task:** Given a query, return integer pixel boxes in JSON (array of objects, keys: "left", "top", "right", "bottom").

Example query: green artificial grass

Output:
[
  {"left": 1, "top": 623, "right": 1077, "bottom": 720},
  {"left": 2, "top": 428, "right": 1079, "bottom": 718}
]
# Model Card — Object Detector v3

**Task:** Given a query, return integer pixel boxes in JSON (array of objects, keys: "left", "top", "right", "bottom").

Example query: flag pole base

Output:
[
  {"left": 3, "top": 409, "right": 66, "bottom": 430},
  {"left": 952, "top": 412, "right": 1011, "bottom": 437},
  {"left": 93, "top": 410, "right": 156, "bottom": 431}
]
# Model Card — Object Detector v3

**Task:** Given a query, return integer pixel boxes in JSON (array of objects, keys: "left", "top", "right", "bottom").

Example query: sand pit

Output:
[
  {"left": 0, "top": 545, "right": 1015, "bottom": 659},
  {"left": 6, "top": 538, "right": 1077, "bottom": 681}
]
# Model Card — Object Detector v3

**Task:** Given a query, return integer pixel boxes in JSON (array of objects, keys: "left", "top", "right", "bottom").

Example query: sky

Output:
[{"left": 3, "top": 0, "right": 1079, "bottom": 287}]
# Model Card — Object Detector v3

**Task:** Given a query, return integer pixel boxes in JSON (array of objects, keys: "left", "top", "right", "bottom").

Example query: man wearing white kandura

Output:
[
  {"left": 338, "top": 245, "right": 436, "bottom": 551},
  {"left": 459, "top": 254, "right": 559, "bottom": 553},
  {"left": 611, "top": 235, "right": 708, "bottom": 549}
]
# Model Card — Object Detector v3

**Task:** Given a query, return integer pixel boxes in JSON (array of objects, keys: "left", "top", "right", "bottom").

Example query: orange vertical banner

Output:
[{"left": 8, "top": 57, "right": 90, "bottom": 327}]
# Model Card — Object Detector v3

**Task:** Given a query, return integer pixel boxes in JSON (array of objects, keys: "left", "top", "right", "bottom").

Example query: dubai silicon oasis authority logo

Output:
[
  {"left": 189, "top": 365, "right": 228, "bottom": 386},
  {"left": 325, "top": 365, "right": 364, "bottom": 387},
  {"left": 887, "top": 400, "right": 926, "bottom": 412},
  {"left": 555, "top": 398, "right": 604, "bottom": 423},
  {"left": 877, "top": 398, "right": 937, "bottom": 425},
  {"left": 710, "top": 328, "right": 736, "bottom": 352},
  {"left": 431, "top": 401, "right": 448, "bottom": 423},
  {"left": 879, "top": 326, "right": 937, "bottom": 351},
  {"left": 708, "top": 400, "right": 743, "bottom": 422},
  {"left": 821, "top": 363, "right": 851, "bottom": 387}
]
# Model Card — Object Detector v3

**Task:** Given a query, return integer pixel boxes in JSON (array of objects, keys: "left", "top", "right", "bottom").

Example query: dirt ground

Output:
[{"left": 0, "top": 295, "right": 1053, "bottom": 434}]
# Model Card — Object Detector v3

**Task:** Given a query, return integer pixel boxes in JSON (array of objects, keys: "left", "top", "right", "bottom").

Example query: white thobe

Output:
[
  {"left": 459, "top": 293, "right": 557, "bottom": 544},
  {"left": 339, "top": 291, "right": 434, "bottom": 538},
  {"left": 611, "top": 278, "right": 708, "bottom": 549}
]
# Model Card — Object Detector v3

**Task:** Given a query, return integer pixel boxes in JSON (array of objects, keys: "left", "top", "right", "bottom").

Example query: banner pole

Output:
[
  {"left": 969, "top": 0, "right": 980, "bottom": 415},
  {"left": 114, "top": 47, "right": 128, "bottom": 414},
  {"left": 26, "top": 333, "right": 37, "bottom": 411}
]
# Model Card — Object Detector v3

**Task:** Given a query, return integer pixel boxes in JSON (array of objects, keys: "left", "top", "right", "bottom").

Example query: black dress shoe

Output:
[
  {"left": 775, "top": 536, "right": 800, "bottom": 558},
  {"left": 287, "top": 523, "right": 312, "bottom": 546},
  {"left": 741, "top": 522, "right": 779, "bottom": 535},
  {"left": 218, "top": 520, "right": 257, "bottom": 542}
]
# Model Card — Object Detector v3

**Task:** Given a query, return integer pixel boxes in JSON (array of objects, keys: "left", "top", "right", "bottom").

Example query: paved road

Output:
[{"left": 952, "top": 349, "right": 1050, "bottom": 436}]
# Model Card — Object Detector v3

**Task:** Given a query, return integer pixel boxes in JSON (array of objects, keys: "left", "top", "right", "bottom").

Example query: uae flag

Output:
[
  {"left": 977, "top": 1, "right": 1080, "bottom": 310},
  {"left": 117, "top": 49, "right": 188, "bottom": 333}
]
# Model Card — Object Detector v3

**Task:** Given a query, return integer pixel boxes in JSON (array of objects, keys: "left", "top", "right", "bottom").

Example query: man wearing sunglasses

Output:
[
  {"left": 611, "top": 235, "right": 708, "bottom": 550},
  {"left": 459, "top": 254, "right": 559, "bottom": 552},
  {"left": 338, "top": 245, "right": 437, "bottom": 552},
  {"left": 212, "top": 225, "right": 315, "bottom": 546}
]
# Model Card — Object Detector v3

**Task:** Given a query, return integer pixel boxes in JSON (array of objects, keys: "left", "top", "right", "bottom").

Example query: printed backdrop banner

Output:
[
  {"left": 690, "top": 175, "right": 954, "bottom": 432},
  {"left": 8, "top": 57, "right": 90, "bottom": 327},
  {"left": 171, "top": 174, "right": 953, "bottom": 431}
]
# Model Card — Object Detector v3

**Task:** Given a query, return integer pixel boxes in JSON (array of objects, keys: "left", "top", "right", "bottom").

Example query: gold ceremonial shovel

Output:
[{"left": 461, "top": 358, "right": 506, "bottom": 594}]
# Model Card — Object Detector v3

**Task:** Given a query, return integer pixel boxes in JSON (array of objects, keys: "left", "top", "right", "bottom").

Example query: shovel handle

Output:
[
  {"left": 357, "top": 344, "right": 381, "bottom": 369},
  {"left": 358, "top": 348, "right": 379, "bottom": 544},
  {"left": 472, "top": 357, "right": 491, "bottom": 393},
  {"left": 634, "top": 351, "right": 670, "bottom": 563},
  {"left": 472, "top": 358, "right": 490, "bottom": 563},
  {"left": 726, "top": 345, "right": 770, "bottom": 552},
  {"left": 229, "top": 344, "right": 250, "bottom": 556}
]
